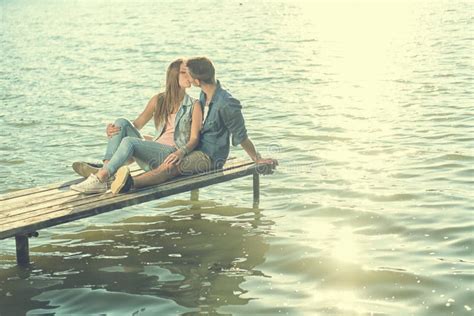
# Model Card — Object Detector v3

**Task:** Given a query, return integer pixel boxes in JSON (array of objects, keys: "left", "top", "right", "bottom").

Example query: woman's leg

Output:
[
  {"left": 72, "top": 118, "right": 141, "bottom": 178},
  {"left": 103, "top": 118, "right": 143, "bottom": 162},
  {"left": 103, "top": 137, "right": 176, "bottom": 178}
]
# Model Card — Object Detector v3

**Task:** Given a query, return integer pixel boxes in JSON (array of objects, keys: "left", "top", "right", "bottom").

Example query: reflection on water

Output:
[{"left": 0, "top": 201, "right": 271, "bottom": 315}]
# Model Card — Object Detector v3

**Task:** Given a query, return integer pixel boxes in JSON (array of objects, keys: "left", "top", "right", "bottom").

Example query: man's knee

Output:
[{"left": 178, "top": 152, "right": 212, "bottom": 176}]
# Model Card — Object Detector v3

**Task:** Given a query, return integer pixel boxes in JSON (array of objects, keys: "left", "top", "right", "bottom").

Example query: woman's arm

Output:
[
  {"left": 106, "top": 94, "right": 158, "bottom": 138},
  {"left": 132, "top": 94, "right": 158, "bottom": 130},
  {"left": 164, "top": 101, "right": 203, "bottom": 165}
]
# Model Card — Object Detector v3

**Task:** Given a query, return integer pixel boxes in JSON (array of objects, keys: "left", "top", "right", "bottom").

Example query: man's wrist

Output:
[{"left": 254, "top": 151, "right": 262, "bottom": 162}]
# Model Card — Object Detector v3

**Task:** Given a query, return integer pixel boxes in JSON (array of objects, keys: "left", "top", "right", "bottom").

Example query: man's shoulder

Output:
[{"left": 215, "top": 88, "right": 241, "bottom": 110}]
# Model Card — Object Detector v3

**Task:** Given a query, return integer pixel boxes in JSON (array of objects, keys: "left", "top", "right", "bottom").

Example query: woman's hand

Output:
[
  {"left": 106, "top": 123, "right": 121, "bottom": 138},
  {"left": 163, "top": 150, "right": 185, "bottom": 166}
]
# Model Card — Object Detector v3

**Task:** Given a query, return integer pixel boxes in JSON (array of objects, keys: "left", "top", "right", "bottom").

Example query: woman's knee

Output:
[
  {"left": 114, "top": 117, "right": 133, "bottom": 128},
  {"left": 120, "top": 136, "right": 140, "bottom": 148}
]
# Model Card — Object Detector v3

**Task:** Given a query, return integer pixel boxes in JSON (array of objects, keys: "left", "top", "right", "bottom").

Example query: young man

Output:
[{"left": 110, "top": 57, "right": 277, "bottom": 194}]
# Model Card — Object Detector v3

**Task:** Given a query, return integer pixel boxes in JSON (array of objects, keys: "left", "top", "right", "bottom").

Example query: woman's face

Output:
[
  {"left": 184, "top": 65, "right": 200, "bottom": 87},
  {"left": 178, "top": 63, "right": 191, "bottom": 89}
]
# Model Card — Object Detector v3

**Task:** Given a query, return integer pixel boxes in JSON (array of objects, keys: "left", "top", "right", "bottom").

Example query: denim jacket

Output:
[
  {"left": 153, "top": 93, "right": 195, "bottom": 150},
  {"left": 197, "top": 81, "right": 248, "bottom": 168}
]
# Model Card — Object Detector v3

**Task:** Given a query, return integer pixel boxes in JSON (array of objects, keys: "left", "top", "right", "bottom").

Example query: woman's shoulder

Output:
[
  {"left": 184, "top": 92, "right": 195, "bottom": 100},
  {"left": 156, "top": 92, "right": 165, "bottom": 100},
  {"left": 184, "top": 93, "right": 200, "bottom": 106},
  {"left": 151, "top": 92, "right": 165, "bottom": 107}
]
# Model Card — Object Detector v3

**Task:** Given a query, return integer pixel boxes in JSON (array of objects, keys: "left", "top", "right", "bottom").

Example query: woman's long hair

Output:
[{"left": 154, "top": 58, "right": 185, "bottom": 128}]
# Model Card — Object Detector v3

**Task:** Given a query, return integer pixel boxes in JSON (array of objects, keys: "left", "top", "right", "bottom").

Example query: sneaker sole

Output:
[
  {"left": 111, "top": 166, "right": 130, "bottom": 194},
  {"left": 70, "top": 184, "right": 106, "bottom": 195},
  {"left": 72, "top": 162, "right": 102, "bottom": 178}
]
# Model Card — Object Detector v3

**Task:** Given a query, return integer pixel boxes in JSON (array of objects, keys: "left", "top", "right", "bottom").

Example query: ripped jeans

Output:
[{"left": 103, "top": 118, "right": 176, "bottom": 176}]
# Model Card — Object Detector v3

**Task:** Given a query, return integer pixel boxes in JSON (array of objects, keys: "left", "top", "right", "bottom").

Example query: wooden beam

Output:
[
  {"left": 15, "top": 235, "right": 29, "bottom": 266},
  {"left": 253, "top": 172, "right": 260, "bottom": 206},
  {"left": 190, "top": 189, "right": 199, "bottom": 201}
]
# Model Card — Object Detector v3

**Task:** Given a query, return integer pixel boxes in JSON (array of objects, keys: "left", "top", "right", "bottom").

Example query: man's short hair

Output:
[{"left": 186, "top": 57, "right": 216, "bottom": 84}]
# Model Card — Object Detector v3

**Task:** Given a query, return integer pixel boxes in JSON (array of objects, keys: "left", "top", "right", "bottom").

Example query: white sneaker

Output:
[
  {"left": 72, "top": 161, "right": 103, "bottom": 178},
  {"left": 70, "top": 174, "right": 107, "bottom": 194}
]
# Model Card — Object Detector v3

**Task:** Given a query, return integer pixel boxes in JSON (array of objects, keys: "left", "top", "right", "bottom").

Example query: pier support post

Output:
[
  {"left": 15, "top": 235, "right": 30, "bottom": 266},
  {"left": 253, "top": 173, "right": 260, "bottom": 207},
  {"left": 190, "top": 189, "right": 199, "bottom": 201}
]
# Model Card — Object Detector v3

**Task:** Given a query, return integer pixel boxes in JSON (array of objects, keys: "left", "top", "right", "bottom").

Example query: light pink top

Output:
[{"left": 156, "top": 113, "right": 176, "bottom": 147}]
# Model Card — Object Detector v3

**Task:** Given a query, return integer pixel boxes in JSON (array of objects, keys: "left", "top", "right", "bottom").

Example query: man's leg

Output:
[
  {"left": 111, "top": 151, "right": 212, "bottom": 194},
  {"left": 177, "top": 151, "right": 213, "bottom": 176},
  {"left": 133, "top": 162, "right": 180, "bottom": 188},
  {"left": 133, "top": 150, "right": 211, "bottom": 188}
]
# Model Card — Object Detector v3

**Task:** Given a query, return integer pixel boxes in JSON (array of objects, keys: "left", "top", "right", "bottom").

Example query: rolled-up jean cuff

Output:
[
  {"left": 103, "top": 154, "right": 113, "bottom": 161},
  {"left": 104, "top": 163, "right": 116, "bottom": 176}
]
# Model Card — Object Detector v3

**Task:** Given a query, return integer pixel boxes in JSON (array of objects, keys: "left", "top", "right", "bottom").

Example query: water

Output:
[{"left": 1, "top": 0, "right": 473, "bottom": 315}]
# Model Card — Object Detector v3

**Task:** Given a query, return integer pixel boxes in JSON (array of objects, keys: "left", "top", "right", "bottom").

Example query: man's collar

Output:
[{"left": 200, "top": 80, "right": 221, "bottom": 106}]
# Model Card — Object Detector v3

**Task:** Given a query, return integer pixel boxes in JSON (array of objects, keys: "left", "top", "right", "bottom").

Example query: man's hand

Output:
[
  {"left": 255, "top": 158, "right": 278, "bottom": 175},
  {"left": 106, "top": 124, "right": 121, "bottom": 138},
  {"left": 163, "top": 150, "right": 185, "bottom": 166}
]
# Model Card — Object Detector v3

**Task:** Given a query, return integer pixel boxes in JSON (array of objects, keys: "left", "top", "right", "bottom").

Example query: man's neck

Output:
[{"left": 201, "top": 83, "right": 217, "bottom": 104}]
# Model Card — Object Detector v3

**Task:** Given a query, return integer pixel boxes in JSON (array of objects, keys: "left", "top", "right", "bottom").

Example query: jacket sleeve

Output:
[{"left": 220, "top": 97, "right": 248, "bottom": 146}]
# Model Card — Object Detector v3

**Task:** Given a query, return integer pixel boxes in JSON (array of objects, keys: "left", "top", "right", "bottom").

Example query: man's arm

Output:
[
  {"left": 220, "top": 97, "right": 248, "bottom": 146},
  {"left": 220, "top": 99, "right": 278, "bottom": 170},
  {"left": 240, "top": 137, "right": 279, "bottom": 172},
  {"left": 240, "top": 137, "right": 260, "bottom": 162}
]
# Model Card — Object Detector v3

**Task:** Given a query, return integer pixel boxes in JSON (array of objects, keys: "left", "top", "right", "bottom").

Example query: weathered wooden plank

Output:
[
  {"left": 0, "top": 159, "right": 248, "bottom": 217},
  {"left": 0, "top": 160, "right": 253, "bottom": 222},
  {"left": 0, "top": 173, "right": 131, "bottom": 216},
  {"left": 0, "top": 157, "right": 238, "bottom": 201},
  {"left": 0, "top": 162, "right": 261, "bottom": 239},
  {"left": 0, "top": 180, "right": 133, "bottom": 218},
  {"left": 0, "top": 179, "right": 81, "bottom": 202},
  {"left": 0, "top": 164, "right": 146, "bottom": 201},
  {"left": 1, "top": 161, "right": 255, "bottom": 226},
  {"left": 0, "top": 166, "right": 144, "bottom": 210},
  {"left": 0, "top": 158, "right": 240, "bottom": 205}
]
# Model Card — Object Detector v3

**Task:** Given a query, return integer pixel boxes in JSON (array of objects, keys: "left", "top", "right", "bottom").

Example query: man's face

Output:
[{"left": 184, "top": 64, "right": 200, "bottom": 87}]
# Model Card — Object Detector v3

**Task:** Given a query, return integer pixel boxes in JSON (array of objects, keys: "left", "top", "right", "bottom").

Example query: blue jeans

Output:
[{"left": 103, "top": 118, "right": 176, "bottom": 176}]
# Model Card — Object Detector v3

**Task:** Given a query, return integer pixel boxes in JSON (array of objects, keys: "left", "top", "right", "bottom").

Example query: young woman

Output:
[{"left": 71, "top": 58, "right": 202, "bottom": 194}]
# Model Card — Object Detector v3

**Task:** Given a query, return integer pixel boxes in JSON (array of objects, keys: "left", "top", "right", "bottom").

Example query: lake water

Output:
[{"left": 1, "top": 0, "right": 473, "bottom": 315}]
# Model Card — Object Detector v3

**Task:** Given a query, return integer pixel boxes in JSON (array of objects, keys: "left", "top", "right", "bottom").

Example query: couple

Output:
[{"left": 71, "top": 57, "right": 277, "bottom": 194}]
